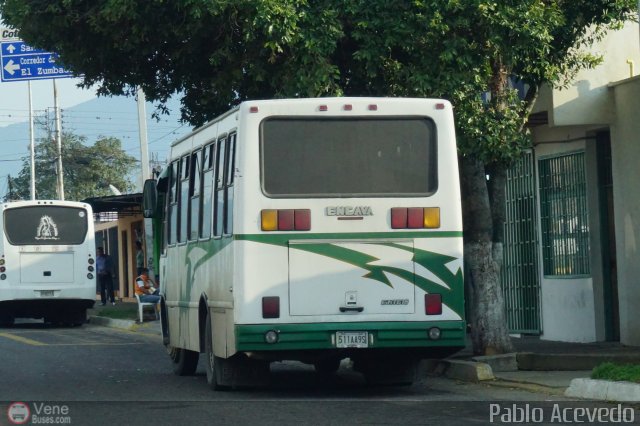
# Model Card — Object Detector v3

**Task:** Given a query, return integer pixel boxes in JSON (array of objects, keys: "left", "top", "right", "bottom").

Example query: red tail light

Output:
[
  {"left": 407, "top": 208, "right": 424, "bottom": 228},
  {"left": 390, "top": 207, "right": 440, "bottom": 229},
  {"left": 425, "top": 294, "right": 442, "bottom": 315},
  {"left": 262, "top": 296, "right": 280, "bottom": 319},
  {"left": 278, "top": 210, "right": 295, "bottom": 231},
  {"left": 261, "top": 209, "right": 311, "bottom": 231},
  {"left": 294, "top": 209, "right": 311, "bottom": 231}
]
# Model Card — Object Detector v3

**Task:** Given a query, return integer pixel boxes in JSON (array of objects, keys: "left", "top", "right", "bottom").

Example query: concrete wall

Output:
[
  {"left": 551, "top": 22, "right": 640, "bottom": 127},
  {"left": 610, "top": 77, "right": 640, "bottom": 346}
]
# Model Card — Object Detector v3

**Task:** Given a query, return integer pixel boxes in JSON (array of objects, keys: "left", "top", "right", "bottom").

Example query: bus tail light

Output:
[
  {"left": 391, "top": 207, "right": 440, "bottom": 229},
  {"left": 261, "top": 209, "right": 311, "bottom": 231},
  {"left": 425, "top": 294, "right": 442, "bottom": 315},
  {"left": 262, "top": 296, "right": 280, "bottom": 319}
]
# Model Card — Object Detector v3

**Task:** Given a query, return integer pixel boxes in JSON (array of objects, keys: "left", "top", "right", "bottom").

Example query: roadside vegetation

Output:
[
  {"left": 91, "top": 304, "right": 139, "bottom": 321},
  {"left": 592, "top": 362, "right": 640, "bottom": 383}
]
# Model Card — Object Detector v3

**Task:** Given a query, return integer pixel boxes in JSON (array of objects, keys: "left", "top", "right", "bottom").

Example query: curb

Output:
[
  {"left": 88, "top": 315, "right": 137, "bottom": 331},
  {"left": 425, "top": 359, "right": 495, "bottom": 382},
  {"left": 565, "top": 378, "right": 640, "bottom": 402}
]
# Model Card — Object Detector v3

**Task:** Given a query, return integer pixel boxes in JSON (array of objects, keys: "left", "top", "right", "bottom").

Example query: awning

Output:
[{"left": 83, "top": 193, "right": 143, "bottom": 215}]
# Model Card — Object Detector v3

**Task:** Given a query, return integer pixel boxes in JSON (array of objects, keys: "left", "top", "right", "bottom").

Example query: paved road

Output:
[{"left": 1, "top": 322, "right": 635, "bottom": 425}]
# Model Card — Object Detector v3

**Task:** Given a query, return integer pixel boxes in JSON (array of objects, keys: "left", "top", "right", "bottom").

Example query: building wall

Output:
[
  {"left": 94, "top": 214, "right": 145, "bottom": 301},
  {"left": 610, "top": 76, "right": 640, "bottom": 346},
  {"left": 550, "top": 23, "right": 640, "bottom": 127},
  {"left": 531, "top": 132, "right": 605, "bottom": 342}
]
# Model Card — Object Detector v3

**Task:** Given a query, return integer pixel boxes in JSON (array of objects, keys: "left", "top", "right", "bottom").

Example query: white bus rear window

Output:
[
  {"left": 3, "top": 206, "right": 89, "bottom": 245},
  {"left": 260, "top": 117, "right": 437, "bottom": 197}
]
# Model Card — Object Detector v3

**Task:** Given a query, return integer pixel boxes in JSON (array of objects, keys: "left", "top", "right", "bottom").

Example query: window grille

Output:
[{"left": 538, "top": 152, "right": 590, "bottom": 276}]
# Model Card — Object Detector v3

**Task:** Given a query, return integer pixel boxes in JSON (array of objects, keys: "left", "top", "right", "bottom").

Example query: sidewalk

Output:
[
  {"left": 88, "top": 300, "right": 161, "bottom": 337},
  {"left": 443, "top": 335, "right": 640, "bottom": 401},
  {"left": 86, "top": 304, "right": 640, "bottom": 401}
]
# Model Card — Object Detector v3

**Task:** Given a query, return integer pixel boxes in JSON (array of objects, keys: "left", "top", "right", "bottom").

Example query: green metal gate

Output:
[{"left": 502, "top": 151, "right": 541, "bottom": 334}]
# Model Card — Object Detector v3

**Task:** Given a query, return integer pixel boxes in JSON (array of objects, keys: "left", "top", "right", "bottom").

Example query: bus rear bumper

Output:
[
  {"left": 236, "top": 320, "right": 466, "bottom": 361},
  {"left": 0, "top": 298, "right": 95, "bottom": 320}
]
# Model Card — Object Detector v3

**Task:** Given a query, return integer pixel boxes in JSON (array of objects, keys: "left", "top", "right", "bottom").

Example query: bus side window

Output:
[
  {"left": 200, "top": 142, "right": 215, "bottom": 239},
  {"left": 224, "top": 133, "right": 236, "bottom": 236},
  {"left": 167, "top": 160, "right": 179, "bottom": 246},
  {"left": 214, "top": 137, "right": 227, "bottom": 238},
  {"left": 188, "top": 149, "right": 201, "bottom": 241},
  {"left": 178, "top": 155, "right": 190, "bottom": 243}
]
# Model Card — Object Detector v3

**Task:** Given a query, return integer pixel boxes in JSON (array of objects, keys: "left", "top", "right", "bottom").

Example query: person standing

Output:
[
  {"left": 96, "top": 246, "right": 116, "bottom": 306},
  {"left": 135, "top": 240, "right": 145, "bottom": 276}
]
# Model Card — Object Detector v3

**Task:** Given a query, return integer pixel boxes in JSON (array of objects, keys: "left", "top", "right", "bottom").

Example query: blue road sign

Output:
[{"left": 0, "top": 40, "right": 75, "bottom": 82}]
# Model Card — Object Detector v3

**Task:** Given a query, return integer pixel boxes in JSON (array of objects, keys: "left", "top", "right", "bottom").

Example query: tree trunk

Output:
[{"left": 460, "top": 156, "right": 514, "bottom": 355}]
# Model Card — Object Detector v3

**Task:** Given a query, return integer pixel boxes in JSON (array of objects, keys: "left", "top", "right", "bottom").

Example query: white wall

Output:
[
  {"left": 551, "top": 23, "right": 640, "bottom": 126},
  {"left": 610, "top": 76, "right": 640, "bottom": 346}
]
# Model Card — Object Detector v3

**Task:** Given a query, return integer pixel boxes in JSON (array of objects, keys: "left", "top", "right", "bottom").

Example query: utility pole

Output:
[
  {"left": 7, "top": 175, "right": 13, "bottom": 201},
  {"left": 28, "top": 81, "right": 36, "bottom": 200},
  {"left": 53, "top": 80, "right": 64, "bottom": 200}
]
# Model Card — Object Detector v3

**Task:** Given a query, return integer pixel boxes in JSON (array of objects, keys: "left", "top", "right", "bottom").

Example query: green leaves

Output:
[
  {"left": 0, "top": 0, "right": 634, "bottom": 163},
  {"left": 8, "top": 132, "right": 137, "bottom": 201}
]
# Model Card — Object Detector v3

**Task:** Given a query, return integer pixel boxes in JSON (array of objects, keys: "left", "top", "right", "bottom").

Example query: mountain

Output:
[{"left": 0, "top": 95, "right": 192, "bottom": 199}]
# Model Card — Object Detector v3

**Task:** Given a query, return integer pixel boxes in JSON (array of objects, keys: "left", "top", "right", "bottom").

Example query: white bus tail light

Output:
[
  {"left": 425, "top": 294, "right": 442, "bottom": 315},
  {"left": 250, "top": 106, "right": 259, "bottom": 113},
  {"left": 391, "top": 207, "right": 440, "bottom": 229},
  {"left": 435, "top": 103, "right": 446, "bottom": 110},
  {"left": 343, "top": 104, "right": 353, "bottom": 111},
  {"left": 319, "top": 105, "right": 328, "bottom": 111},
  {"left": 262, "top": 296, "right": 280, "bottom": 319},
  {"left": 368, "top": 104, "right": 378, "bottom": 111},
  {"left": 261, "top": 209, "right": 311, "bottom": 231}
]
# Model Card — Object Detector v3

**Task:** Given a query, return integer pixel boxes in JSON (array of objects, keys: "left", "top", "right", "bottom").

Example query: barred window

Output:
[{"left": 538, "top": 152, "right": 590, "bottom": 276}]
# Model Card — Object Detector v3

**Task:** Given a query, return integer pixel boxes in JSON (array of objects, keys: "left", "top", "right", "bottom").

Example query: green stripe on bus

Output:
[
  {"left": 235, "top": 231, "right": 463, "bottom": 244},
  {"left": 236, "top": 321, "right": 466, "bottom": 351}
]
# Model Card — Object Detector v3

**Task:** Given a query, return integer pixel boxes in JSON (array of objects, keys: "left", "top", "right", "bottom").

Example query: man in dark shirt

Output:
[{"left": 96, "top": 247, "right": 116, "bottom": 306}]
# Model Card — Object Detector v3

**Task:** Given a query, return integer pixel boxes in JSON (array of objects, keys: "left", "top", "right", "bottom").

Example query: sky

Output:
[{"left": 0, "top": 77, "right": 97, "bottom": 128}]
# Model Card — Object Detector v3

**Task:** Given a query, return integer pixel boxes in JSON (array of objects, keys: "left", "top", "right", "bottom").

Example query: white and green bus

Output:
[
  {"left": 144, "top": 97, "right": 465, "bottom": 389},
  {"left": 0, "top": 200, "right": 96, "bottom": 326}
]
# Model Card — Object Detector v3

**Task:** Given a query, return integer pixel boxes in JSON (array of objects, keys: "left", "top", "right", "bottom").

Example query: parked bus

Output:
[
  {"left": 0, "top": 200, "right": 96, "bottom": 326},
  {"left": 144, "top": 97, "right": 465, "bottom": 388}
]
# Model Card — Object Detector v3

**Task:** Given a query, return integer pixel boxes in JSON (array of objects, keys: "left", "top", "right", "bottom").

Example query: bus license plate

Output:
[
  {"left": 39, "top": 290, "right": 54, "bottom": 297},
  {"left": 336, "top": 331, "right": 368, "bottom": 348}
]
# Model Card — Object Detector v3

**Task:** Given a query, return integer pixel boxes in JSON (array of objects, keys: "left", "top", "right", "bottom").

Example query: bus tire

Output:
[
  {"left": 169, "top": 346, "right": 199, "bottom": 376},
  {"left": 205, "top": 312, "right": 229, "bottom": 391},
  {"left": 0, "top": 315, "right": 14, "bottom": 327}
]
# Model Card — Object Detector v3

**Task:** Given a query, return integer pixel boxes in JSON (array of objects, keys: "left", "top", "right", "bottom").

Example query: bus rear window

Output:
[
  {"left": 3, "top": 206, "right": 89, "bottom": 245},
  {"left": 260, "top": 117, "right": 437, "bottom": 197}
]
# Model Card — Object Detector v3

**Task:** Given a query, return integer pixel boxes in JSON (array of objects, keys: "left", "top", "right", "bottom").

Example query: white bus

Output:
[
  {"left": 0, "top": 200, "right": 96, "bottom": 326},
  {"left": 144, "top": 97, "right": 465, "bottom": 388}
]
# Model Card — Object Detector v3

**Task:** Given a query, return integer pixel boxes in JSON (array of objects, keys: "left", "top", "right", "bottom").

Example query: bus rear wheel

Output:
[
  {"left": 0, "top": 315, "right": 14, "bottom": 327},
  {"left": 205, "top": 312, "right": 229, "bottom": 390},
  {"left": 169, "top": 346, "right": 199, "bottom": 376}
]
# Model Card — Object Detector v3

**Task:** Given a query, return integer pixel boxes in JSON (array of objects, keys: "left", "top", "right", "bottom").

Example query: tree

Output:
[
  {"left": 2, "top": 0, "right": 634, "bottom": 354},
  {"left": 8, "top": 132, "right": 137, "bottom": 202}
]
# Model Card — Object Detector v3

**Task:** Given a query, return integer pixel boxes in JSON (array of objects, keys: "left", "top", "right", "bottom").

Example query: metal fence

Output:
[{"left": 502, "top": 151, "right": 541, "bottom": 334}]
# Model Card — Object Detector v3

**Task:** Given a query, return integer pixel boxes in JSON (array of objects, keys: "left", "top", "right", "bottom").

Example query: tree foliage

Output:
[
  {"left": 2, "top": 0, "right": 634, "bottom": 353},
  {"left": 8, "top": 132, "right": 137, "bottom": 202}
]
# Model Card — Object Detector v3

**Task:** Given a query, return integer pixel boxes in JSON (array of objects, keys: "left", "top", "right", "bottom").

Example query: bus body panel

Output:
[
  {"left": 159, "top": 98, "right": 465, "bottom": 363},
  {"left": 0, "top": 200, "right": 96, "bottom": 322}
]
